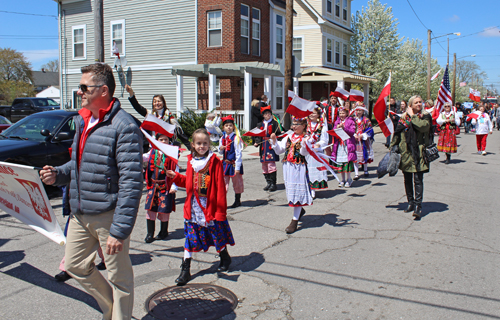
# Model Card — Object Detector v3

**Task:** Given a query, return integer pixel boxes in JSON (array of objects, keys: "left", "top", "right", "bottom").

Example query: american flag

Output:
[{"left": 434, "top": 65, "right": 452, "bottom": 114}]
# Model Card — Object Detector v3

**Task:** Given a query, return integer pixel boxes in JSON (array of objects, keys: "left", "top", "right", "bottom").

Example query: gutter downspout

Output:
[{"left": 57, "top": 1, "right": 64, "bottom": 108}]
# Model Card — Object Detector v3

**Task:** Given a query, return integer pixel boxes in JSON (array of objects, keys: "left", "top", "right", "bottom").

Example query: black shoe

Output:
[
  {"left": 145, "top": 219, "right": 156, "bottom": 243},
  {"left": 96, "top": 261, "right": 106, "bottom": 270},
  {"left": 217, "top": 249, "right": 232, "bottom": 272},
  {"left": 230, "top": 194, "right": 241, "bottom": 208},
  {"left": 299, "top": 208, "right": 306, "bottom": 220},
  {"left": 55, "top": 271, "right": 71, "bottom": 282},
  {"left": 145, "top": 233, "right": 155, "bottom": 243},
  {"left": 263, "top": 174, "right": 271, "bottom": 191},
  {"left": 175, "top": 258, "right": 192, "bottom": 286},
  {"left": 268, "top": 184, "right": 277, "bottom": 192},
  {"left": 269, "top": 171, "right": 277, "bottom": 191},
  {"left": 154, "top": 221, "right": 169, "bottom": 240},
  {"left": 413, "top": 206, "right": 422, "bottom": 220},
  {"left": 444, "top": 158, "right": 450, "bottom": 164},
  {"left": 364, "top": 171, "right": 369, "bottom": 177},
  {"left": 404, "top": 204, "right": 415, "bottom": 213},
  {"left": 353, "top": 175, "right": 360, "bottom": 181}
]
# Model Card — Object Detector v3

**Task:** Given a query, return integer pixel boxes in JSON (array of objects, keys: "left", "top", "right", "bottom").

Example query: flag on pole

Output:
[
  {"left": 459, "top": 82, "right": 467, "bottom": 87},
  {"left": 140, "top": 114, "right": 176, "bottom": 138},
  {"left": 141, "top": 129, "right": 179, "bottom": 164},
  {"left": 332, "top": 87, "right": 350, "bottom": 101},
  {"left": 373, "top": 73, "right": 393, "bottom": 137},
  {"left": 277, "top": 130, "right": 293, "bottom": 139},
  {"left": 466, "top": 111, "right": 482, "bottom": 120},
  {"left": 288, "top": 90, "right": 296, "bottom": 102},
  {"left": 433, "top": 65, "right": 452, "bottom": 118},
  {"left": 286, "top": 95, "right": 316, "bottom": 118},
  {"left": 430, "top": 69, "right": 441, "bottom": 81},
  {"left": 243, "top": 127, "right": 267, "bottom": 137},
  {"left": 348, "top": 89, "right": 364, "bottom": 102},
  {"left": 469, "top": 88, "right": 481, "bottom": 102}
]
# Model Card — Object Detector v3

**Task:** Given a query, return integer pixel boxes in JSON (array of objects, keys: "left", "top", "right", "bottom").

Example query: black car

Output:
[{"left": 0, "top": 110, "right": 78, "bottom": 168}]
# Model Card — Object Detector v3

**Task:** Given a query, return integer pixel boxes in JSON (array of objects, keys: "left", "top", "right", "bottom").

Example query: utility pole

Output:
[
  {"left": 94, "top": 0, "right": 104, "bottom": 62},
  {"left": 284, "top": 0, "right": 293, "bottom": 129},
  {"left": 452, "top": 53, "right": 456, "bottom": 104},
  {"left": 427, "top": 29, "right": 431, "bottom": 100}
]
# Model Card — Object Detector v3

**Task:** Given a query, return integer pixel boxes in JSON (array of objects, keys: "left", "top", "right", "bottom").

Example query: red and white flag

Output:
[
  {"left": 286, "top": 95, "right": 315, "bottom": 118},
  {"left": 430, "top": 69, "right": 441, "bottom": 81},
  {"left": 140, "top": 114, "right": 175, "bottom": 138},
  {"left": 141, "top": 129, "right": 179, "bottom": 164},
  {"left": 459, "top": 82, "right": 467, "bottom": 87},
  {"left": 466, "top": 111, "right": 482, "bottom": 120},
  {"left": 304, "top": 143, "right": 339, "bottom": 182},
  {"left": 277, "top": 130, "right": 293, "bottom": 139},
  {"left": 349, "top": 89, "right": 364, "bottom": 102},
  {"left": 332, "top": 87, "right": 350, "bottom": 101},
  {"left": 243, "top": 127, "right": 266, "bottom": 137},
  {"left": 288, "top": 90, "right": 296, "bottom": 102},
  {"left": 469, "top": 88, "right": 481, "bottom": 102},
  {"left": 373, "top": 73, "right": 393, "bottom": 137}
]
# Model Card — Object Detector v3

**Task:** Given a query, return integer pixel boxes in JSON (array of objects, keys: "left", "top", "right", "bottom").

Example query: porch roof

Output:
[
  {"left": 171, "top": 61, "right": 285, "bottom": 78},
  {"left": 299, "top": 67, "right": 377, "bottom": 84}
]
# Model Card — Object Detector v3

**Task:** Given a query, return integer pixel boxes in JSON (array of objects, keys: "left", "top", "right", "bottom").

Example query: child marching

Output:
[
  {"left": 353, "top": 105, "right": 374, "bottom": 179},
  {"left": 270, "top": 117, "right": 313, "bottom": 234},
  {"left": 253, "top": 106, "right": 282, "bottom": 192},
  {"left": 167, "top": 129, "right": 235, "bottom": 286},
  {"left": 306, "top": 105, "right": 329, "bottom": 198},
  {"left": 143, "top": 133, "right": 178, "bottom": 243},
  {"left": 218, "top": 116, "right": 244, "bottom": 208},
  {"left": 330, "top": 107, "right": 357, "bottom": 188}
]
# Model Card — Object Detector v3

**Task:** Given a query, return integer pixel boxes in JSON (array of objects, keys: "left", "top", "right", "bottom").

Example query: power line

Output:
[
  {"left": 431, "top": 32, "right": 448, "bottom": 54},
  {"left": 405, "top": 0, "right": 428, "bottom": 30},
  {"left": 0, "top": 10, "right": 57, "bottom": 18},
  {"left": 449, "top": 26, "right": 500, "bottom": 42}
]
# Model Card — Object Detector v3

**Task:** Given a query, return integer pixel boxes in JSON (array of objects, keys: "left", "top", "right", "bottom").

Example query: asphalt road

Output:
[{"left": 0, "top": 130, "right": 499, "bottom": 320}]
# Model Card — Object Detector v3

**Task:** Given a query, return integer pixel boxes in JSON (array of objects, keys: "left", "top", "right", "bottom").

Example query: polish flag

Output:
[
  {"left": 332, "top": 87, "right": 350, "bottom": 101},
  {"left": 466, "top": 111, "right": 482, "bottom": 120},
  {"left": 140, "top": 114, "right": 175, "bottom": 138},
  {"left": 430, "top": 69, "right": 441, "bottom": 81},
  {"left": 349, "top": 89, "right": 364, "bottom": 102},
  {"left": 141, "top": 129, "right": 179, "bottom": 164},
  {"left": 277, "top": 130, "right": 293, "bottom": 139},
  {"left": 286, "top": 95, "right": 316, "bottom": 118},
  {"left": 469, "top": 88, "right": 481, "bottom": 102},
  {"left": 288, "top": 90, "right": 296, "bottom": 102},
  {"left": 243, "top": 127, "right": 267, "bottom": 137},
  {"left": 373, "top": 73, "right": 394, "bottom": 137}
]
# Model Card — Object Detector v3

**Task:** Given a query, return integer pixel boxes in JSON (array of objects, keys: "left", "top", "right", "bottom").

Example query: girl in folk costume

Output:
[
  {"left": 143, "top": 134, "right": 179, "bottom": 243},
  {"left": 253, "top": 106, "right": 282, "bottom": 192},
  {"left": 331, "top": 107, "right": 357, "bottom": 188},
  {"left": 436, "top": 102, "right": 460, "bottom": 164},
  {"left": 471, "top": 105, "right": 493, "bottom": 155},
  {"left": 270, "top": 117, "right": 313, "bottom": 234},
  {"left": 166, "top": 129, "right": 235, "bottom": 286},
  {"left": 218, "top": 116, "right": 244, "bottom": 208},
  {"left": 353, "top": 105, "right": 374, "bottom": 179},
  {"left": 306, "top": 105, "right": 329, "bottom": 198}
]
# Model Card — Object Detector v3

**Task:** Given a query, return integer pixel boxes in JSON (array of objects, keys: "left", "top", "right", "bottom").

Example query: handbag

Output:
[{"left": 424, "top": 143, "right": 440, "bottom": 163}]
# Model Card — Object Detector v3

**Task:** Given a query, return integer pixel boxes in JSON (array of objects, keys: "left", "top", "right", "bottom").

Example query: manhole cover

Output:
[{"left": 145, "top": 284, "right": 238, "bottom": 320}]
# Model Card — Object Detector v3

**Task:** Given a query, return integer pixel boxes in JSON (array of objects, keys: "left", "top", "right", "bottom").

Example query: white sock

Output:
[
  {"left": 347, "top": 172, "right": 351, "bottom": 180},
  {"left": 184, "top": 250, "right": 192, "bottom": 260},
  {"left": 354, "top": 162, "right": 359, "bottom": 176},
  {"left": 293, "top": 207, "right": 301, "bottom": 220},
  {"left": 364, "top": 164, "right": 368, "bottom": 172},
  {"left": 341, "top": 172, "right": 346, "bottom": 182}
]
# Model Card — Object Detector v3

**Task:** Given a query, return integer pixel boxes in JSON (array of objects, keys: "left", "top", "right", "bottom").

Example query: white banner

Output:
[{"left": 0, "top": 162, "right": 65, "bottom": 245}]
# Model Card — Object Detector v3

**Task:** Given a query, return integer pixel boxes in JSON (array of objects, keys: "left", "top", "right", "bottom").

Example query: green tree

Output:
[
  {"left": 0, "top": 48, "right": 34, "bottom": 103},
  {"left": 41, "top": 59, "right": 59, "bottom": 72}
]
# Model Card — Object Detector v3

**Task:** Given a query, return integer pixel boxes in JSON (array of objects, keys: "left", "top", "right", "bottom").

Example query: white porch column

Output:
[
  {"left": 337, "top": 80, "right": 344, "bottom": 89},
  {"left": 293, "top": 77, "right": 299, "bottom": 94},
  {"left": 176, "top": 75, "right": 184, "bottom": 117},
  {"left": 208, "top": 73, "right": 217, "bottom": 111},
  {"left": 363, "top": 83, "right": 369, "bottom": 108},
  {"left": 264, "top": 75, "right": 271, "bottom": 98},
  {"left": 244, "top": 71, "right": 252, "bottom": 131}
]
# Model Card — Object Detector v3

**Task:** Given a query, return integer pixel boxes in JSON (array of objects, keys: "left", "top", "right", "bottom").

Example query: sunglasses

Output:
[{"left": 78, "top": 84, "right": 104, "bottom": 92}]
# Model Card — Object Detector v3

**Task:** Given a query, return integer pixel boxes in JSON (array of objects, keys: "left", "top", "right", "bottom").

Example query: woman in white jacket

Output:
[
  {"left": 471, "top": 105, "right": 493, "bottom": 155},
  {"left": 436, "top": 102, "right": 461, "bottom": 164}
]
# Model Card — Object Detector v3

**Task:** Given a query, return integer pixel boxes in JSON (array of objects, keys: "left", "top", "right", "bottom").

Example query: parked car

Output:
[
  {"left": 0, "top": 115, "right": 12, "bottom": 132},
  {"left": 0, "top": 110, "right": 78, "bottom": 168},
  {"left": 0, "top": 97, "right": 60, "bottom": 123}
]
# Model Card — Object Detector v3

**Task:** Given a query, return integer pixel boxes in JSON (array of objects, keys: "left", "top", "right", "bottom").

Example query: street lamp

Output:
[
  {"left": 427, "top": 31, "right": 461, "bottom": 100},
  {"left": 452, "top": 54, "right": 476, "bottom": 104},
  {"left": 458, "top": 54, "right": 476, "bottom": 59}
]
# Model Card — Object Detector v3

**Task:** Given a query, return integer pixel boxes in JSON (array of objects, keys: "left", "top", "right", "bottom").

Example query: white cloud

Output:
[
  {"left": 21, "top": 49, "right": 59, "bottom": 63},
  {"left": 480, "top": 26, "right": 500, "bottom": 37},
  {"left": 448, "top": 15, "right": 460, "bottom": 22}
]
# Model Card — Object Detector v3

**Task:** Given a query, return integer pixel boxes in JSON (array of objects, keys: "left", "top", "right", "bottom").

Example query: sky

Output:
[{"left": 0, "top": 0, "right": 499, "bottom": 91}]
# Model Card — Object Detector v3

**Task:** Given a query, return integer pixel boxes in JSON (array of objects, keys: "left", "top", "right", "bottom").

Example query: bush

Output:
[{"left": 177, "top": 109, "right": 207, "bottom": 139}]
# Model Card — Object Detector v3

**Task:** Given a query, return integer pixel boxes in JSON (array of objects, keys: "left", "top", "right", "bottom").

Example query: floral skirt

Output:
[
  {"left": 437, "top": 128, "right": 457, "bottom": 153},
  {"left": 184, "top": 220, "right": 235, "bottom": 253},
  {"left": 334, "top": 161, "right": 354, "bottom": 173}
]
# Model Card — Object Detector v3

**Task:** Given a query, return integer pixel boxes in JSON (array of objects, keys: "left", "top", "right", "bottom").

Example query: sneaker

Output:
[
  {"left": 345, "top": 178, "right": 352, "bottom": 188},
  {"left": 353, "top": 175, "right": 360, "bottom": 181},
  {"left": 311, "top": 189, "right": 316, "bottom": 199},
  {"left": 482, "top": 151, "right": 487, "bottom": 155},
  {"left": 478, "top": 151, "right": 482, "bottom": 155},
  {"left": 339, "top": 181, "right": 345, "bottom": 188}
]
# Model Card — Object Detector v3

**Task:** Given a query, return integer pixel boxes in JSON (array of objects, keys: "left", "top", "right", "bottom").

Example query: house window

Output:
[
  {"left": 208, "top": 11, "right": 222, "bottom": 47},
  {"left": 343, "top": 0, "right": 348, "bottom": 20},
  {"left": 326, "top": 39, "right": 332, "bottom": 64},
  {"left": 72, "top": 89, "right": 81, "bottom": 109},
  {"left": 252, "top": 8, "right": 260, "bottom": 56},
  {"left": 335, "top": 41, "right": 340, "bottom": 64},
  {"left": 241, "top": 5, "right": 249, "bottom": 54},
  {"left": 72, "top": 25, "right": 86, "bottom": 60},
  {"left": 303, "top": 83, "right": 312, "bottom": 100},
  {"left": 216, "top": 79, "right": 220, "bottom": 107},
  {"left": 327, "top": 0, "right": 332, "bottom": 13},
  {"left": 276, "top": 14, "right": 283, "bottom": 60},
  {"left": 293, "top": 37, "right": 303, "bottom": 62},
  {"left": 276, "top": 81, "right": 283, "bottom": 110},
  {"left": 343, "top": 43, "right": 348, "bottom": 66},
  {"left": 110, "top": 20, "right": 125, "bottom": 57},
  {"left": 335, "top": 0, "right": 340, "bottom": 17}
]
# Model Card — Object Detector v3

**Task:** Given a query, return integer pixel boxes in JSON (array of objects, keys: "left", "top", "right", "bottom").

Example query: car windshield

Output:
[
  {"left": 2, "top": 114, "right": 64, "bottom": 141},
  {"left": 0, "top": 116, "right": 11, "bottom": 125},
  {"left": 32, "top": 98, "right": 59, "bottom": 107}
]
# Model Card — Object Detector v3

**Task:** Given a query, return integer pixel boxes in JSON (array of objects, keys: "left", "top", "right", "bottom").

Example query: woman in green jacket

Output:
[{"left": 390, "top": 95, "right": 432, "bottom": 219}]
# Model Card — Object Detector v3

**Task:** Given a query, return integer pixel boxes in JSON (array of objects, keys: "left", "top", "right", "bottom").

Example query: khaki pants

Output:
[{"left": 65, "top": 211, "right": 134, "bottom": 320}]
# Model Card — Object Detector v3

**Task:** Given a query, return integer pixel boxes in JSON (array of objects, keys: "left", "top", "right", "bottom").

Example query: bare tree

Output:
[
  {"left": 456, "top": 60, "right": 486, "bottom": 84},
  {"left": 41, "top": 59, "right": 59, "bottom": 72},
  {"left": 0, "top": 48, "right": 33, "bottom": 82}
]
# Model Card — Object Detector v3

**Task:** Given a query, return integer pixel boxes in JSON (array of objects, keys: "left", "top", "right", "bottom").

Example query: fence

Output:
[{"left": 192, "top": 109, "right": 285, "bottom": 132}]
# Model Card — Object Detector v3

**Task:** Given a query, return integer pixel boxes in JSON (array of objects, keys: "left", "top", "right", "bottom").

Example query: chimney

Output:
[{"left": 42, "top": 68, "right": 45, "bottom": 73}]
